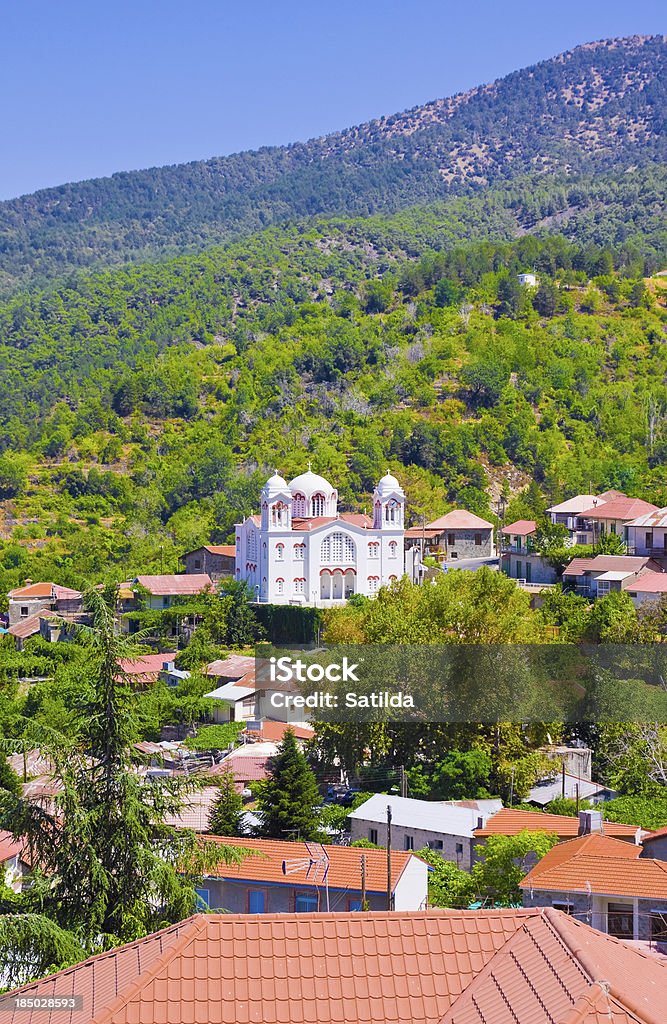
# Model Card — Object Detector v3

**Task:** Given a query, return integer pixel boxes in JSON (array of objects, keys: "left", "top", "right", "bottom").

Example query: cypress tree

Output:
[
  {"left": 256, "top": 729, "right": 322, "bottom": 840},
  {"left": 208, "top": 767, "right": 245, "bottom": 836}
]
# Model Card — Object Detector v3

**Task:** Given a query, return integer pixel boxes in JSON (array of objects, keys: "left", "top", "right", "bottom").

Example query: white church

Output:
[{"left": 235, "top": 467, "right": 407, "bottom": 605}]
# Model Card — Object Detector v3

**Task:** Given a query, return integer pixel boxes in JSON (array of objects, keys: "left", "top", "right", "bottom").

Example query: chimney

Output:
[
  {"left": 578, "top": 810, "right": 603, "bottom": 836},
  {"left": 24, "top": 578, "right": 33, "bottom": 586}
]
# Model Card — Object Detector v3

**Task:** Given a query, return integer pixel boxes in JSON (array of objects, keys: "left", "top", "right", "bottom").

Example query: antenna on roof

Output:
[{"left": 282, "top": 841, "right": 330, "bottom": 911}]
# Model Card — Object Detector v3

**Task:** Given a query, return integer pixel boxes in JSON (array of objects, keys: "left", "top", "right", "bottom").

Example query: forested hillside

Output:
[
  {"left": 0, "top": 35, "right": 665, "bottom": 293},
  {"left": 0, "top": 171, "right": 665, "bottom": 598}
]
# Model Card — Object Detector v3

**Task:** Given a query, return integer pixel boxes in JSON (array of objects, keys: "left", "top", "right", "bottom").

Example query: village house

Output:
[
  {"left": 526, "top": 771, "right": 618, "bottom": 808},
  {"left": 520, "top": 830, "right": 667, "bottom": 944},
  {"left": 546, "top": 490, "right": 625, "bottom": 546},
  {"left": 625, "top": 507, "right": 667, "bottom": 565},
  {"left": 6, "top": 581, "right": 85, "bottom": 648},
  {"left": 129, "top": 574, "right": 213, "bottom": 610},
  {"left": 474, "top": 807, "right": 642, "bottom": 847},
  {"left": 7, "top": 906, "right": 667, "bottom": 1023},
  {"left": 181, "top": 544, "right": 236, "bottom": 580},
  {"left": 198, "top": 836, "right": 428, "bottom": 913},
  {"left": 625, "top": 572, "right": 667, "bottom": 608},
  {"left": 348, "top": 794, "right": 501, "bottom": 869},
  {"left": 641, "top": 827, "right": 667, "bottom": 861},
  {"left": 578, "top": 495, "right": 658, "bottom": 546},
  {"left": 404, "top": 510, "right": 495, "bottom": 563},
  {"left": 561, "top": 555, "right": 663, "bottom": 598},
  {"left": 499, "top": 519, "right": 557, "bottom": 585}
]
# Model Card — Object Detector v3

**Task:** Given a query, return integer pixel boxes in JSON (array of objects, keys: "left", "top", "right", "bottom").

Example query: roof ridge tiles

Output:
[
  {"left": 90, "top": 915, "right": 210, "bottom": 1024},
  {"left": 542, "top": 908, "right": 667, "bottom": 1024}
]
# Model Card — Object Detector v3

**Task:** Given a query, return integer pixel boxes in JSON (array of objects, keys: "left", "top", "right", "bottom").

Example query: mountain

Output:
[
  {"left": 1, "top": 34, "right": 665, "bottom": 295},
  {"left": 0, "top": 181, "right": 665, "bottom": 590}
]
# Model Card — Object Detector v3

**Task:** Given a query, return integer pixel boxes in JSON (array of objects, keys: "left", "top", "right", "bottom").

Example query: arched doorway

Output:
[
  {"left": 320, "top": 571, "right": 332, "bottom": 600},
  {"left": 331, "top": 570, "right": 344, "bottom": 600},
  {"left": 344, "top": 569, "right": 356, "bottom": 597}
]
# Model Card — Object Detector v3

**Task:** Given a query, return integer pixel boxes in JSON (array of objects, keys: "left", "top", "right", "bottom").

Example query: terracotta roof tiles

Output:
[
  {"left": 5, "top": 909, "right": 667, "bottom": 1024},
  {"left": 202, "top": 835, "right": 416, "bottom": 892},
  {"left": 427, "top": 510, "right": 494, "bottom": 531},
  {"left": 475, "top": 808, "right": 641, "bottom": 840},
  {"left": 500, "top": 519, "right": 537, "bottom": 536},
  {"left": 134, "top": 574, "right": 213, "bottom": 596},
  {"left": 520, "top": 832, "right": 667, "bottom": 899}
]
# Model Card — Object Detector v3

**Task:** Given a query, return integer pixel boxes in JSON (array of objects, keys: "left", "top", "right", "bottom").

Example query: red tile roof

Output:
[
  {"left": 6, "top": 908, "right": 667, "bottom": 1024},
  {"left": 291, "top": 513, "right": 374, "bottom": 532},
  {"left": 205, "top": 654, "right": 256, "bottom": 679},
  {"left": 204, "top": 835, "right": 415, "bottom": 892},
  {"left": 501, "top": 519, "right": 537, "bottom": 536},
  {"left": 475, "top": 808, "right": 641, "bottom": 841},
  {"left": 8, "top": 582, "right": 81, "bottom": 600},
  {"left": 520, "top": 832, "right": 667, "bottom": 899},
  {"left": 204, "top": 544, "right": 236, "bottom": 557},
  {"left": 579, "top": 497, "right": 659, "bottom": 521},
  {"left": 427, "top": 510, "right": 494, "bottom": 530},
  {"left": 118, "top": 652, "right": 178, "bottom": 680},
  {"left": 134, "top": 574, "right": 213, "bottom": 596},
  {"left": 164, "top": 787, "right": 220, "bottom": 831},
  {"left": 563, "top": 555, "right": 663, "bottom": 577},
  {"left": 7, "top": 613, "right": 43, "bottom": 639},
  {"left": 626, "top": 573, "right": 667, "bottom": 594},
  {"left": 206, "top": 754, "right": 270, "bottom": 783},
  {"left": 245, "top": 720, "right": 314, "bottom": 743},
  {"left": 0, "top": 829, "right": 27, "bottom": 864}
]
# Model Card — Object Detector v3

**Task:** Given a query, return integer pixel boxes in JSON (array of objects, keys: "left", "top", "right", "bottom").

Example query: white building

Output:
[
  {"left": 517, "top": 273, "right": 538, "bottom": 287},
  {"left": 235, "top": 467, "right": 406, "bottom": 605}
]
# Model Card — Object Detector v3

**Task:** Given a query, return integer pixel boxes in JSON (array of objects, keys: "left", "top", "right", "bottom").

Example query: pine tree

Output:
[
  {"left": 256, "top": 729, "right": 322, "bottom": 840},
  {"left": 208, "top": 767, "right": 245, "bottom": 836}
]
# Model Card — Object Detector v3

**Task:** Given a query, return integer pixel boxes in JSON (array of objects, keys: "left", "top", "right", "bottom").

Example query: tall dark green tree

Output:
[
  {"left": 256, "top": 729, "right": 322, "bottom": 840},
  {"left": 208, "top": 767, "right": 245, "bottom": 836},
  {"left": 0, "top": 586, "right": 241, "bottom": 951}
]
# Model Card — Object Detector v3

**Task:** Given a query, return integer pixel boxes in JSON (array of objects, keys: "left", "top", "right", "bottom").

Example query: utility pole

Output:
[
  {"left": 386, "top": 805, "right": 392, "bottom": 911},
  {"left": 361, "top": 855, "right": 367, "bottom": 911},
  {"left": 400, "top": 765, "right": 407, "bottom": 798},
  {"left": 562, "top": 762, "right": 566, "bottom": 799}
]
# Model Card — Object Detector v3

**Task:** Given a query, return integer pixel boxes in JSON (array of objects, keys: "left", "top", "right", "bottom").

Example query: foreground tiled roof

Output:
[
  {"left": 134, "top": 574, "right": 213, "bottom": 596},
  {"left": 475, "top": 808, "right": 641, "bottom": 840},
  {"left": 520, "top": 832, "right": 667, "bottom": 899},
  {"left": 6, "top": 908, "right": 667, "bottom": 1024},
  {"left": 203, "top": 835, "right": 415, "bottom": 892},
  {"left": 8, "top": 582, "right": 81, "bottom": 600},
  {"left": 427, "top": 510, "right": 494, "bottom": 530}
]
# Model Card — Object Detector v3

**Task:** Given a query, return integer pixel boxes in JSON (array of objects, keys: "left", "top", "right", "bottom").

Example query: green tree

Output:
[
  {"left": 0, "top": 586, "right": 242, "bottom": 949},
  {"left": 418, "top": 847, "right": 476, "bottom": 908},
  {"left": 208, "top": 767, "right": 245, "bottom": 836},
  {"left": 533, "top": 280, "right": 558, "bottom": 317},
  {"left": 256, "top": 729, "right": 322, "bottom": 840},
  {"left": 471, "top": 830, "right": 558, "bottom": 905}
]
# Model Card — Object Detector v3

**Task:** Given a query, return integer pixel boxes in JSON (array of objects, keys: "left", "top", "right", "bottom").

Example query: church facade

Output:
[{"left": 235, "top": 468, "right": 406, "bottom": 605}]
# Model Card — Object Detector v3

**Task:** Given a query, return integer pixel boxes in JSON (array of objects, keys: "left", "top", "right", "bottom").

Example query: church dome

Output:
[
  {"left": 376, "top": 470, "right": 402, "bottom": 494},
  {"left": 262, "top": 471, "right": 289, "bottom": 495},
  {"left": 288, "top": 468, "right": 335, "bottom": 498}
]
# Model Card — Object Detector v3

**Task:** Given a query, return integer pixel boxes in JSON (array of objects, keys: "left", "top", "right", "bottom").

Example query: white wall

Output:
[{"left": 392, "top": 855, "right": 429, "bottom": 911}]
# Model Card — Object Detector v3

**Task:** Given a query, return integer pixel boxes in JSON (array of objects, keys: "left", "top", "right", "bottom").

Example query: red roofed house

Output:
[
  {"left": 5, "top": 907, "right": 667, "bottom": 1024},
  {"left": 7, "top": 580, "right": 84, "bottom": 648},
  {"left": 199, "top": 835, "right": 428, "bottom": 913},
  {"left": 562, "top": 555, "right": 663, "bottom": 598},
  {"left": 181, "top": 544, "right": 236, "bottom": 580},
  {"left": 475, "top": 807, "right": 642, "bottom": 845},
  {"left": 132, "top": 574, "right": 213, "bottom": 609},
  {"left": 579, "top": 496, "right": 659, "bottom": 547},
  {"left": 119, "top": 652, "right": 179, "bottom": 685},
  {"left": 626, "top": 507, "right": 667, "bottom": 568},
  {"left": 500, "top": 519, "right": 559, "bottom": 586},
  {"left": 404, "top": 509, "right": 495, "bottom": 562},
  {"left": 625, "top": 572, "right": 667, "bottom": 608},
  {"left": 521, "top": 831, "right": 667, "bottom": 943}
]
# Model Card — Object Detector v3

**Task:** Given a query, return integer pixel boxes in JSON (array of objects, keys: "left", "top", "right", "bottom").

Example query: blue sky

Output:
[{"left": 1, "top": 0, "right": 664, "bottom": 200}]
